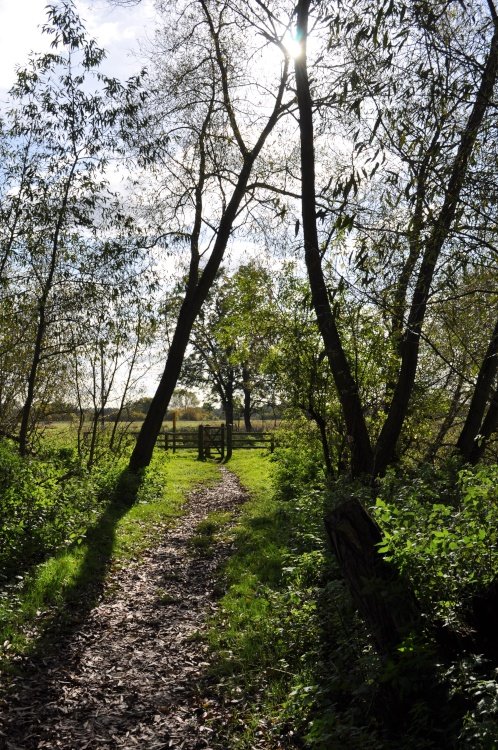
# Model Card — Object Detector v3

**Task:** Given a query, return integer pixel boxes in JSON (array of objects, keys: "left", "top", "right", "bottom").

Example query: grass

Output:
[
  {"left": 0, "top": 452, "right": 219, "bottom": 669},
  {"left": 42, "top": 418, "right": 280, "bottom": 435},
  {"left": 205, "top": 451, "right": 307, "bottom": 745},
  {"left": 189, "top": 511, "right": 234, "bottom": 555}
]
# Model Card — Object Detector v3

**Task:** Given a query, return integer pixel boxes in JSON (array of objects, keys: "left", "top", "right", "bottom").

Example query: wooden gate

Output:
[{"left": 198, "top": 424, "right": 226, "bottom": 461}]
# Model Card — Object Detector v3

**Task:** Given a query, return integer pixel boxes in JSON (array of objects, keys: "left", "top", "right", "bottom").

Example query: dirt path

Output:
[{"left": 0, "top": 467, "right": 247, "bottom": 750}]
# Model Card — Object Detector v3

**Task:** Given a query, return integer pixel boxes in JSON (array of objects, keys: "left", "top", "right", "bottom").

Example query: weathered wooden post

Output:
[
  {"left": 172, "top": 411, "right": 177, "bottom": 453},
  {"left": 198, "top": 424, "right": 204, "bottom": 460},
  {"left": 226, "top": 424, "right": 233, "bottom": 461},
  {"left": 270, "top": 433, "right": 275, "bottom": 453},
  {"left": 220, "top": 424, "right": 225, "bottom": 460},
  {"left": 205, "top": 426, "right": 211, "bottom": 458}
]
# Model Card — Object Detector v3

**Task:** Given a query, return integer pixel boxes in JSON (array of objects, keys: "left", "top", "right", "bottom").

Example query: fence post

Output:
[
  {"left": 220, "top": 424, "right": 225, "bottom": 461},
  {"left": 173, "top": 431, "right": 177, "bottom": 453},
  {"left": 270, "top": 433, "right": 275, "bottom": 453},
  {"left": 198, "top": 424, "right": 204, "bottom": 460},
  {"left": 226, "top": 424, "right": 233, "bottom": 461},
  {"left": 164, "top": 431, "right": 168, "bottom": 451}
]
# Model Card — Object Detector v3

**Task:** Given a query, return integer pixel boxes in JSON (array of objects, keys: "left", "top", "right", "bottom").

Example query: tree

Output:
[
  {"left": 179, "top": 262, "right": 277, "bottom": 429},
  {"left": 291, "top": 0, "right": 498, "bottom": 657},
  {"left": 128, "top": 0, "right": 291, "bottom": 471},
  {"left": 0, "top": 1, "right": 145, "bottom": 455}
]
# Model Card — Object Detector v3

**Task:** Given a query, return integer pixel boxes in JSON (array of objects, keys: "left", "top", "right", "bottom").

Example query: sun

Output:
[{"left": 282, "top": 31, "right": 302, "bottom": 60}]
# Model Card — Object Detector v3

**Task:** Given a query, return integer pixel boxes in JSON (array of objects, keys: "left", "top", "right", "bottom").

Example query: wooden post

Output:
[
  {"left": 173, "top": 431, "right": 177, "bottom": 453},
  {"left": 164, "top": 431, "right": 168, "bottom": 451},
  {"left": 270, "top": 433, "right": 275, "bottom": 453},
  {"left": 220, "top": 424, "right": 225, "bottom": 460},
  {"left": 198, "top": 424, "right": 204, "bottom": 460},
  {"left": 226, "top": 424, "right": 233, "bottom": 461}
]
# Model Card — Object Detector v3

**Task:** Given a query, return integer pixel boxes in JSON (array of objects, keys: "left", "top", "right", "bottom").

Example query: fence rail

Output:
[{"left": 83, "top": 425, "right": 275, "bottom": 460}]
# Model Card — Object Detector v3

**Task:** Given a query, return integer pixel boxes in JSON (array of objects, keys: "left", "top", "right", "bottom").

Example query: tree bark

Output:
[
  {"left": 242, "top": 364, "right": 253, "bottom": 431},
  {"left": 467, "top": 387, "right": 498, "bottom": 464},
  {"left": 224, "top": 373, "right": 234, "bottom": 428},
  {"left": 324, "top": 500, "right": 420, "bottom": 656},
  {"left": 294, "top": 0, "right": 373, "bottom": 477},
  {"left": 456, "top": 314, "right": 498, "bottom": 462}
]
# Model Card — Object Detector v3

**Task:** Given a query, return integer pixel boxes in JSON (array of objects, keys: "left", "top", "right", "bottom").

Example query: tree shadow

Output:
[
  {"left": 0, "top": 468, "right": 148, "bottom": 746},
  {"left": 10, "top": 467, "right": 144, "bottom": 666}
]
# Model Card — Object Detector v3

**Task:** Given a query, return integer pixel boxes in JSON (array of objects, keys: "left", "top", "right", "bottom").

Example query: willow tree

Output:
[
  {"left": 128, "top": 0, "right": 292, "bottom": 471},
  {"left": 0, "top": 1, "right": 144, "bottom": 454},
  {"left": 290, "top": 0, "right": 498, "bottom": 655}
]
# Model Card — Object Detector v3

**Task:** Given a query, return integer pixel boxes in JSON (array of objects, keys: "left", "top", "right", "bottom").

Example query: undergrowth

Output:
[
  {"left": 209, "top": 430, "right": 498, "bottom": 749},
  {"left": 0, "top": 445, "right": 218, "bottom": 668},
  {"left": 207, "top": 447, "right": 377, "bottom": 748}
]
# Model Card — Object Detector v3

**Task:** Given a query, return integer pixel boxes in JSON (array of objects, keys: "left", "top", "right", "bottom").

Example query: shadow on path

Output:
[
  {"left": 0, "top": 467, "right": 247, "bottom": 750},
  {"left": 4, "top": 468, "right": 143, "bottom": 667}
]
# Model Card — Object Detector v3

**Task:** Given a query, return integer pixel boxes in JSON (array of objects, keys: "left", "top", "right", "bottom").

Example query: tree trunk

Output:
[
  {"left": 242, "top": 364, "right": 252, "bottom": 431},
  {"left": 457, "top": 315, "right": 498, "bottom": 462},
  {"left": 292, "top": 0, "right": 418, "bottom": 656},
  {"left": 128, "top": 51, "right": 288, "bottom": 473},
  {"left": 129, "top": 298, "right": 201, "bottom": 471},
  {"left": 374, "top": 24, "right": 498, "bottom": 477},
  {"left": 467, "top": 387, "right": 498, "bottom": 464},
  {"left": 324, "top": 499, "right": 420, "bottom": 656},
  {"left": 294, "top": 0, "right": 373, "bottom": 478},
  {"left": 304, "top": 405, "right": 334, "bottom": 478},
  {"left": 19, "top": 303, "right": 46, "bottom": 456},
  {"left": 225, "top": 374, "right": 234, "bottom": 428}
]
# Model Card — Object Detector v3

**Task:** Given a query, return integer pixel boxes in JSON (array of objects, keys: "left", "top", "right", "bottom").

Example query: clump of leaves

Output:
[
  {"left": 0, "top": 439, "right": 121, "bottom": 582},
  {"left": 374, "top": 463, "right": 498, "bottom": 623}
]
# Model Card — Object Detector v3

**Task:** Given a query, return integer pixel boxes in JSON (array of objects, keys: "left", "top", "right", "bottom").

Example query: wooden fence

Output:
[
  {"left": 84, "top": 425, "right": 275, "bottom": 460},
  {"left": 122, "top": 424, "right": 275, "bottom": 460}
]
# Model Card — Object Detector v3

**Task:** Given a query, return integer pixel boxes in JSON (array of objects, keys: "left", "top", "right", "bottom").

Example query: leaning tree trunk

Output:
[
  {"left": 457, "top": 314, "right": 498, "bottom": 462},
  {"left": 128, "top": 25, "right": 289, "bottom": 473},
  {"left": 324, "top": 500, "right": 420, "bottom": 656}
]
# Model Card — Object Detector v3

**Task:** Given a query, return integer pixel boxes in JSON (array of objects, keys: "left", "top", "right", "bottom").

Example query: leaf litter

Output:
[{"left": 0, "top": 467, "right": 267, "bottom": 750}]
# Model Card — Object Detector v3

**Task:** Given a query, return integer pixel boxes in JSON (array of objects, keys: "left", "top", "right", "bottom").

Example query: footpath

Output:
[{"left": 0, "top": 468, "right": 246, "bottom": 750}]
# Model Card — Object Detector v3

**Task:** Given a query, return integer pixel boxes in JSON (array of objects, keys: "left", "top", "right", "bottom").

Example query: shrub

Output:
[
  {"left": 374, "top": 463, "right": 498, "bottom": 623},
  {"left": 0, "top": 438, "right": 122, "bottom": 582}
]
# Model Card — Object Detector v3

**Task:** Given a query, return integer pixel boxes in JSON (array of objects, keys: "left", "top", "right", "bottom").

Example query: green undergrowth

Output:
[
  {"left": 208, "top": 434, "right": 498, "bottom": 748},
  {"left": 206, "top": 450, "right": 349, "bottom": 748},
  {"left": 0, "top": 451, "right": 218, "bottom": 669}
]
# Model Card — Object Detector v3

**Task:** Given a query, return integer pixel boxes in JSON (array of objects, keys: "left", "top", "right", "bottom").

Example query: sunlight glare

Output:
[{"left": 282, "top": 31, "right": 302, "bottom": 60}]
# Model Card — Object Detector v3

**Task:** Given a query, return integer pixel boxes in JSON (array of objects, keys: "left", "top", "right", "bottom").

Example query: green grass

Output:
[
  {"left": 189, "top": 511, "right": 234, "bottom": 555},
  {"left": 206, "top": 452, "right": 305, "bottom": 745},
  {"left": 0, "top": 452, "right": 219, "bottom": 668}
]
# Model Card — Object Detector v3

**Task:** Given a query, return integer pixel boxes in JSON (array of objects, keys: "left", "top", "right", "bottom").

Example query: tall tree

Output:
[
  {"left": 128, "top": 0, "right": 291, "bottom": 471},
  {"left": 0, "top": 1, "right": 144, "bottom": 455},
  {"left": 292, "top": 0, "right": 498, "bottom": 654}
]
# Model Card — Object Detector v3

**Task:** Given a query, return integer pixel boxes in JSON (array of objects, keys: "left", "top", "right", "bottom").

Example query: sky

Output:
[{"left": 0, "top": 0, "right": 156, "bottom": 94}]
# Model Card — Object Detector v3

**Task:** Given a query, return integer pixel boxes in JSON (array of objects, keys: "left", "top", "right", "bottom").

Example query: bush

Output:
[
  {"left": 374, "top": 463, "right": 498, "bottom": 624},
  {"left": 0, "top": 438, "right": 122, "bottom": 582}
]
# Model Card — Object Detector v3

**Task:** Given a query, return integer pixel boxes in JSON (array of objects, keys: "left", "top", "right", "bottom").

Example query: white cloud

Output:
[
  {"left": 0, "top": 0, "right": 51, "bottom": 90},
  {"left": 0, "top": 0, "right": 156, "bottom": 93}
]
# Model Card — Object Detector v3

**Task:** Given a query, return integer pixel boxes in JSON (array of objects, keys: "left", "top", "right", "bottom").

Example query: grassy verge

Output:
[
  {"left": 0, "top": 452, "right": 218, "bottom": 668},
  {"left": 206, "top": 451, "right": 330, "bottom": 747}
]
